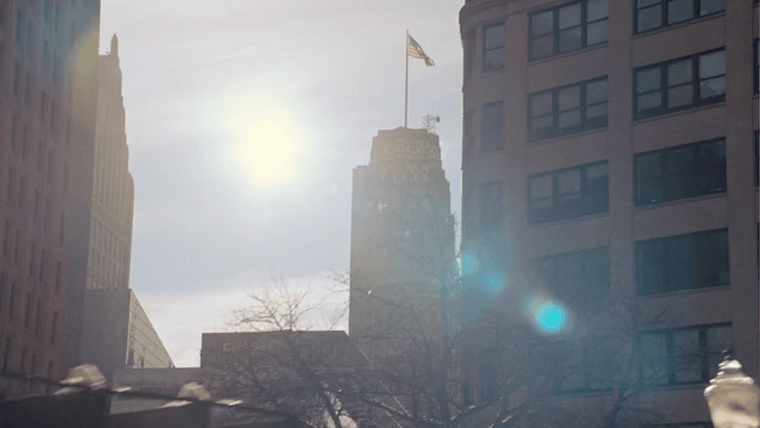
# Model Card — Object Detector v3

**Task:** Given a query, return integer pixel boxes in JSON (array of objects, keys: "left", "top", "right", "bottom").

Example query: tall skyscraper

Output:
[
  {"left": 349, "top": 127, "right": 455, "bottom": 351},
  {"left": 459, "top": 0, "right": 757, "bottom": 425},
  {"left": 86, "top": 34, "right": 134, "bottom": 291},
  {"left": 0, "top": 0, "right": 101, "bottom": 392}
]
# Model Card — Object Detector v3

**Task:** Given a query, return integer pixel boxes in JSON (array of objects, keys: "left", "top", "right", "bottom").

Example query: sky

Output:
[{"left": 98, "top": 0, "right": 466, "bottom": 367}]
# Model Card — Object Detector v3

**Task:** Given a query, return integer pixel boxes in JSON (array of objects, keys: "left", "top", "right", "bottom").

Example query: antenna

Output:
[{"left": 422, "top": 114, "right": 440, "bottom": 134}]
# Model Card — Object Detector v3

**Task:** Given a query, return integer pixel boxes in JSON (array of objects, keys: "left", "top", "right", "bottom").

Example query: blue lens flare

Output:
[
  {"left": 460, "top": 253, "right": 480, "bottom": 276},
  {"left": 482, "top": 269, "right": 504, "bottom": 293},
  {"left": 535, "top": 303, "right": 566, "bottom": 334}
]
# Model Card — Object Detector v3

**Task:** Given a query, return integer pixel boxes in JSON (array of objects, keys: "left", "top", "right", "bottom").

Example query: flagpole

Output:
[{"left": 404, "top": 29, "right": 409, "bottom": 128}]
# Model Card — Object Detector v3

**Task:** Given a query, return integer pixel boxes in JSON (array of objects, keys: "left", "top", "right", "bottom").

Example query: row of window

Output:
[
  {"left": 477, "top": 322, "right": 731, "bottom": 398},
  {"left": 2, "top": 222, "right": 65, "bottom": 294},
  {"left": 477, "top": 0, "right": 731, "bottom": 71},
  {"left": 0, "top": 274, "right": 60, "bottom": 347},
  {"left": 526, "top": 228, "right": 728, "bottom": 301},
  {"left": 478, "top": 136, "right": 731, "bottom": 227},
  {"left": 475, "top": 47, "right": 731, "bottom": 149}
]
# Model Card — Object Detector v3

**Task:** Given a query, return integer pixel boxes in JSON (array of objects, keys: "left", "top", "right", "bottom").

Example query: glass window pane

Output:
[
  {"left": 586, "top": 102, "right": 607, "bottom": 119},
  {"left": 586, "top": 163, "right": 608, "bottom": 180},
  {"left": 485, "top": 24, "right": 504, "bottom": 49},
  {"left": 558, "top": 86, "right": 580, "bottom": 110},
  {"left": 531, "top": 92, "right": 553, "bottom": 117},
  {"left": 668, "top": 85, "right": 694, "bottom": 108},
  {"left": 667, "top": 0, "right": 694, "bottom": 24},
  {"left": 531, "top": 10, "right": 554, "bottom": 36},
  {"left": 558, "top": 169, "right": 581, "bottom": 196},
  {"left": 637, "top": 67, "right": 662, "bottom": 93},
  {"left": 637, "top": 153, "right": 663, "bottom": 179},
  {"left": 484, "top": 49, "right": 504, "bottom": 71},
  {"left": 667, "top": 235, "right": 697, "bottom": 291},
  {"left": 638, "top": 241, "right": 667, "bottom": 294},
  {"left": 558, "top": 3, "right": 581, "bottom": 29},
  {"left": 586, "top": 20, "right": 608, "bottom": 46},
  {"left": 531, "top": 115, "right": 553, "bottom": 131},
  {"left": 668, "top": 146, "right": 695, "bottom": 175},
  {"left": 558, "top": 27, "right": 582, "bottom": 52},
  {"left": 638, "top": 92, "right": 662, "bottom": 112},
  {"left": 483, "top": 102, "right": 503, "bottom": 129},
  {"left": 558, "top": 110, "right": 581, "bottom": 128},
  {"left": 587, "top": 0, "right": 609, "bottom": 21},
  {"left": 668, "top": 59, "right": 693, "bottom": 86},
  {"left": 530, "top": 175, "right": 553, "bottom": 200},
  {"left": 638, "top": 0, "right": 661, "bottom": 6},
  {"left": 637, "top": 6, "right": 662, "bottom": 32},
  {"left": 586, "top": 80, "right": 608, "bottom": 105},
  {"left": 699, "top": 51, "right": 725, "bottom": 78},
  {"left": 531, "top": 35, "right": 553, "bottom": 60},
  {"left": 640, "top": 332, "right": 668, "bottom": 384},
  {"left": 700, "top": 76, "right": 725, "bottom": 99},
  {"left": 706, "top": 325, "right": 731, "bottom": 354},
  {"left": 700, "top": 0, "right": 725, "bottom": 16}
]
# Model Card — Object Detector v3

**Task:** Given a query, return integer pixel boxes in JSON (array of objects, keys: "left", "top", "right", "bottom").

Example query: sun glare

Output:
[{"left": 230, "top": 112, "right": 305, "bottom": 189}]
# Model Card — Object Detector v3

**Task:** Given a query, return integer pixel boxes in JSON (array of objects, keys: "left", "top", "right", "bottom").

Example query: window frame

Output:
[
  {"left": 531, "top": 246, "right": 610, "bottom": 313},
  {"left": 634, "top": 137, "right": 727, "bottom": 206},
  {"left": 482, "top": 22, "right": 504, "bottom": 72},
  {"left": 529, "top": 76, "right": 608, "bottom": 142},
  {"left": 528, "top": 0, "right": 609, "bottom": 61},
  {"left": 635, "top": 228, "right": 730, "bottom": 295},
  {"left": 481, "top": 101, "right": 504, "bottom": 152},
  {"left": 634, "top": 48, "right": 726, "bottom": 120},
  {"left": 481, "top": 181, "right": 504, "bottom": 231},
  {"left": 634, "top": 0, "right": 726, "bottom": 34},
  {"left": 528, "top": 161, "right": 609, "bottom": 224},
  {"left": 638, "top": 323, "right": 731, "bottom": 386}
]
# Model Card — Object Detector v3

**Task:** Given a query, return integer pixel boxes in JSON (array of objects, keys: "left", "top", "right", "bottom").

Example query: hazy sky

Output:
[{"left": 99, "top": 0, "right": 465, "bottom": 367}]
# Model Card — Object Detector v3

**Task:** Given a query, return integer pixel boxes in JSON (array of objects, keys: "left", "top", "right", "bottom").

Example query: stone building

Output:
[
  {"left": 349, "top": 127, "right": 455, "bottom": 352},
  {"left": 0, "top": 0, "right": 101, "bottom": 390},
  {"left": 458, "top": 0, "right": 758, "bottom": 426}
]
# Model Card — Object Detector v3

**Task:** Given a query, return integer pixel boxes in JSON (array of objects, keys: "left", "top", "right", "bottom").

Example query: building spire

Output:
[{"left": 110, "top": 33, "right": 118, "bottom": 56}]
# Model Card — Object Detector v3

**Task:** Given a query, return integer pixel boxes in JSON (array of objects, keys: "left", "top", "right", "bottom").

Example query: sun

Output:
[{"left": 230, "top": 112, "right": 305, "bottom": 189}]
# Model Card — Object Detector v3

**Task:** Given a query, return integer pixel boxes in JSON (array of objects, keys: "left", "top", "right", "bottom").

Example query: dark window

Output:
[
  {"left": 13, "top": 61, "right": 19, "bottom": 94},
  {"left": 50, "top": 311, "right": 58, "bottom": 344},
  {"left": 636, "top": 0, "right": 726, "bottom": 34},
  {"left": 639, "top": 323, "right": 730, "bottom": 386},
  {"left": 20, "top": 348, "right": 27, "bottom": 373},
  {"left": 34, "top": 299, "right": 41, "bottom": 335},
  {"left": 39, "top": 250, "right": 45, "bottom": 282},
  {"left": 755, "top": 131, "right": 759, "bottom": 188},
  {"left": 754, "top": 39, "right": 759, "bottom": 95},
  {"left": 26, "top": 22, "right": 33, "bottom": 57},
  {"left": 0, "top": 275, "right": 4, "bottom": 312},
  {"left": 8, "top": 282, "right": 16, "bottom": 317},
  {"left": 533, "top": 337, "right": 616, "bottom": 393},
  {"left": 635, "top": 49, "right": 725, "bottom": 119},
  {"left": 481, "top": 181, "right": 504, "bottom": 231},
  {"left": 2, "top": 338, "right": 10, "bottom": 372},
  {"left": 15, "top": 9, "right": 21, "bottom": 46},
  {"left": 636, "top": 228, "right": 729, "bottom": 295},
  {"left": 479, "top": 350, "right": 499, "bottom": 401},
  {"left": 13, "top": 230, "right": 20, "bottom": 263},
  {"left": 464, "top": 29, "right": 476, "bottom": 78},
  {"left": 529, "top": 0, "right": 608, "bottom": 60},
  {"left": 528, "top": 161, "right": 608, "bottom": 224},
  {"left": 529, "top": 77, "right": 608, "bottom": 141},
  {"left": 55, "top": 261, "right": 62, "bottom": 293},
  {"left": 23, "top": 293, "right": 31, "bottom": 328},
  {"left": 483, "top": 22, "right": 504, "bottom": 72},
  {"left": 481, "top": 101, "right": 504, "bottom": 152},
  {"left": 635, "top": 138, "right": 726, "bottom": 205},
  {"left": 532, "top": 247, "right": 609, "bottom": 313}
]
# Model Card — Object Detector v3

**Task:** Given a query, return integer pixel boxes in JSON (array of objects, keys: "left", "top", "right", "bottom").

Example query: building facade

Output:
[
  {"left": 0, "top": 0, "right": 100, "bottom": 392},
  {"left": 79, "top": 288, "right": 174, "bottom": 382},
  {"left": 459, "top": 0, "right": 758, "bottom": 426},
  {"left": 349, "top": 127, "right": 455, "bottom": 348},
  {"left": 86, "top": 33, "right": 134, "bottom": 291}
]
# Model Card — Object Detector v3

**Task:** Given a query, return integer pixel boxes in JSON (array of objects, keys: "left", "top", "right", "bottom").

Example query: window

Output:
[
  {"left": 34, "top": 300, "right": 41, "bottom": 335},
  {"left": 13, "top": 230, "right": 20, "bottom": 263},
  {"left": 635, "top": 138, "right": 726, "bottom": 205},
  {"left": 533, "top": 337, "right": 616, "bottom": 393},
  {"left": 755, "top": 131, "right": 759, "bottom": 188},
  {"left": 634, "top": 49, "right": 725, "bottom": 119},
  {"left": 528, "top": 161, "right": 608, "bottom": 224},
  {"left": 8, "top": 282, "right": 16, "bottom": 317},
  {"left": 483, "top": 22, "right": 504, "bottom": 72},
  {"left": 529, "top": 77, "right": 608, "bottom": 141},
  {"left": 479, "top": 350, "right": 499, "bottom": 401},
  {"left": 532, "top": 247, "right": 609, "bottom": 313},
  {"left": 529, "top": 0, "right": 608, "bottom": 60},
  {"left": 0, "top": 275, "right": 4, "bottom": 312},
  {"left": 50, "top": 311, "right": 58, "bottom": 344},
  {"left": 481, "top": 101, "right": 504, "bottom": 152},
  {"left": 23, "top": 293, "right": 31, "bottom": 328},
  {"left": 754, "top": 38, "right": 759, "bottom": 95},
  {"left": 481, "top": 181, "right": 504, "bottom": 231},
  {"left": 636, "top": 228, "right": 729, "bottom": 295},
  {"left": 636, "top": 0, "right": 725, "bottom": 34},
  {"left": 55, "top": 261, "right": 62, "bottom": 293},
  {"left": 464, "top": 29, "right": 475, "bottom": 78},
  {"left": 26, "top": 22, "right": 33, "bottom": 57},
  {"left": 3, "top": 222, "right": 9, "bottom": 258},
  {"left": 639, "top": 323, "right": 730, "bottom": 385}
]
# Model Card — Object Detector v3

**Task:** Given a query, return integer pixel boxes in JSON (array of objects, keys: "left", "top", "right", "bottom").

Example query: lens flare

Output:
[
  {"left": 482, "top": 269, "right": 504, "bottom": 293},
  {"left": 535, "top": 303, "right": 566, "bottom": 334},
  {"left": 460, "top": 253, "right": 480, "bottom": 276}
]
